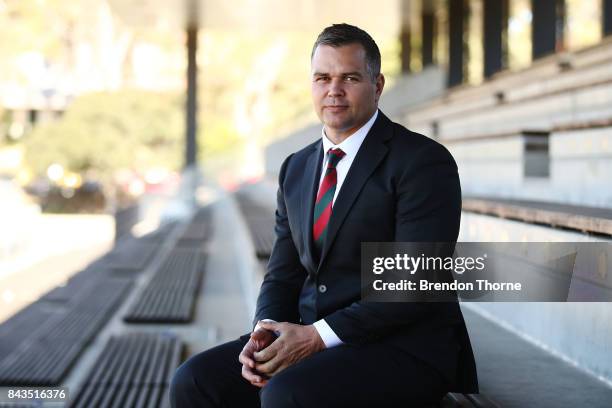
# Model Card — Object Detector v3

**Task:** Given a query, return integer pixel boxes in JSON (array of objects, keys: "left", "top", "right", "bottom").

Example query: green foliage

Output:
[
  {"left": 8, "top": 15, "right": 401, "bottom": 179},
  {"left": 197, "top": 30, "right": 316, "bottom": 162},
  {"left": 0, "top": 106, "right": 6, "bottom": 146},
  {"left": 23, "top": 90, "right": 183, "bottom": 178}
]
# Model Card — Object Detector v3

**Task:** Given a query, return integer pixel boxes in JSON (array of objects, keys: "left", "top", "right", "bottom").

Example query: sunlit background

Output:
[
  {"left": 0, "top": 0, "right": 605, "bottom": 197},
  {"left": 0, "top": 0, "right": 609, "bottom": 318},
  {"left": 0, "top": 1, "right": 611, "bottom": 404},
  {"left": 0, "top": 0, "right": 405, "bottom": 320}
]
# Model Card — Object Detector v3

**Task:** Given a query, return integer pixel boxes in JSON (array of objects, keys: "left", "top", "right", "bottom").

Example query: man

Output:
[{"left": 170, "top": 23, "right": 478, "bottom": 407}]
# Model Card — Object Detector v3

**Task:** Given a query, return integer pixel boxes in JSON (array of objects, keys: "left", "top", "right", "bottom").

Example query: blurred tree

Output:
[
  {"left": 197, "top": 30, "right": 315, "bottom": 168},
  {"left": 0, "top": 106, "right": 6, "bottom": 146},
  {"left": 3, "top": 2, "right": 401, "bottom": 184},
  {"left": 23, "top": 90, "right": 183, "bottom": 181}
]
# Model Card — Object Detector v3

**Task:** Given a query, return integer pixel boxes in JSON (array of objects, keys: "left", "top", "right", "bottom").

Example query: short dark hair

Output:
[{"left": 311, "top": 23, "right": 381, "bottom": 82}]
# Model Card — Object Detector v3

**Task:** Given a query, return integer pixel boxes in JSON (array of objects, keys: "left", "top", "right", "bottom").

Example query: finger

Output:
[
  {"left": 250, "top": 330, "right": 264, "bottom": 341},
  {"left": 252, "top": 326, "right": 273, "bottom": 335},
  {"left": 238, "top": 353, "right": 255, "bottom": 368},
  {"left": 251, "top": 377, "right": 267, "bottom": 388},
  {"left": 255, "top": 356, "right": 281, "bottom": 375},
  {"left": 238, "top": 349, "right": 256, "bottom": 368},
  {"left": 250, "top": 331, "right": 269, "bottom": 348},
  {"left": 269, "top": 363, "right": 287, "bottom": 377},
  {"left": 257, "top": 320, "right": 280, "bottom": 332},
  {"left": 242, "top": 364, "right": 269, "bottom": 388},
  {"left": 251, "top": 328, "right": 273, "bottom": 342},
  {"left": 253, "top": 340, "right": 280, "bottom": 362},
  {"left": 241, "top": 363, "right": 263, "bottom": 384},
  {"left": 241, "top": 340, "right": 256, "bottom": 355}
]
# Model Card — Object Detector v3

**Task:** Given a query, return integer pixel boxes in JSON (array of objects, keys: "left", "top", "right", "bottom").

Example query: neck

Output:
[
  {"left": 324, "top": 109, "right": 377, "bottom": 145},
  {"left": 324, "top": 129, "right": 351, "bottom": 145}
]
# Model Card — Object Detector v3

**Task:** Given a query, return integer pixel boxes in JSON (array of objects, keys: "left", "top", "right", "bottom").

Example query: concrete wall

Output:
[
  {"left": 447, "top": 126, "right": 612, "bottom": 208},
  {"left": 550, "top": 127, "right": 612, "bottom": 207},
  {"left": 460, "top": 212, "right": 612, "bottom": 385}
]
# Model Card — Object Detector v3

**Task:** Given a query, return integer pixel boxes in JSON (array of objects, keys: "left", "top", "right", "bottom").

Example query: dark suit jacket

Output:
[{"left": 254, "top": 110, "right": 478, "bottom": 393}]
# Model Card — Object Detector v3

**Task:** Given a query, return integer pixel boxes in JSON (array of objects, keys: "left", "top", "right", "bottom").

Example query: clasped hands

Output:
[{"left": 238, "top": 321, "right": 325, "bottom": 387}]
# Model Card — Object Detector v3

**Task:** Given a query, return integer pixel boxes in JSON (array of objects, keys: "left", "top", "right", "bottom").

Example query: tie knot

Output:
[{"left": 327, "top": 148, "right": 346, "bottom": 168}]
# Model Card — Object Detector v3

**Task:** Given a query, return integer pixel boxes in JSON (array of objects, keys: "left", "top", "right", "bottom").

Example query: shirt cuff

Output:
[{"left": 313, "top": 319, "right": 343, "bottom": 348}]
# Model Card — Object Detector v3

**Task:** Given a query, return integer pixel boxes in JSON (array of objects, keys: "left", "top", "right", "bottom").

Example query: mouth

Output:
[{"left": 324, "top": 105, "right": 349, "bottom": 112}]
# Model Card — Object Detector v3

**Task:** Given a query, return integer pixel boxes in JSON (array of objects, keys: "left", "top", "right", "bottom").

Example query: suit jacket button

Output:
[{"left": 318, "top": 284, "right": 327, "bottom": 293}]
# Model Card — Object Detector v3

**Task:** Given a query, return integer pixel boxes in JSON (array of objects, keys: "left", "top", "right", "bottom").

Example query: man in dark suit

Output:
[{"left": 170, "top": 23, "right": 478, "bottom": 408}]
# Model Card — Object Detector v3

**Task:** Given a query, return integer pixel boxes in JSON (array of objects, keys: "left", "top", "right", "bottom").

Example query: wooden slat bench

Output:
[{"left": 462, "top": 196, "right": 612, "bottom": 237}]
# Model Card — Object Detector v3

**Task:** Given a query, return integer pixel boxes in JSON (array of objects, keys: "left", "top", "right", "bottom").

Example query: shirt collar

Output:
[{"left": 321, "top": 110, "right": 379, "bottom": 158}]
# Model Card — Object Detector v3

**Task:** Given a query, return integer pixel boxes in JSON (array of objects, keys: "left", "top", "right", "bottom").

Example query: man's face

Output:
[{"left": 311, "top": 43, "right": 384, "bottom": 140}]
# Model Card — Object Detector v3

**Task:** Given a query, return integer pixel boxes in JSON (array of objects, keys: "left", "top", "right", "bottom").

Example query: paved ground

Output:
[
  {"left": 4, "top": 183, "right": 612, "bottom": 407},
  {"left": 61, "top": 188, "right": 256, "bottom": 399},
  {"left": 0, "top": 216, "right": 113, "bottom": 324}
]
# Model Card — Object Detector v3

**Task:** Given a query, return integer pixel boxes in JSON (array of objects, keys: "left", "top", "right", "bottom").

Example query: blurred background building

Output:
[{"left": 0, "top": 0, "right": 611, "bottom": 407}]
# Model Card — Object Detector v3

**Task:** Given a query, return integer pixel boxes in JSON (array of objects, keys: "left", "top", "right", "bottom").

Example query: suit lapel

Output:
[
  {"left": 300, "top": 141, "right": 323, "bottom": 275},
  {"left": 318, "top": 111, "right": 393, "bottom": 269}
]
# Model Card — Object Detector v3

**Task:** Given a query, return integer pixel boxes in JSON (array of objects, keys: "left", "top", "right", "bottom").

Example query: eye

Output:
[
  {"left": 315, "top": 76, "right": 329, "bottom": 82},
  {"left": 345, "top": 76, "right": 358, "bottom": 82}
]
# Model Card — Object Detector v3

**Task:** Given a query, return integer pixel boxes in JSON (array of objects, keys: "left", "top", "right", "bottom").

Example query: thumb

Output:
[
  {"left": 257, "top": 321, "right": 282, "bottom": 337},
  {"left": 257, "top": 320, "right": 279, "bottom": 330}
]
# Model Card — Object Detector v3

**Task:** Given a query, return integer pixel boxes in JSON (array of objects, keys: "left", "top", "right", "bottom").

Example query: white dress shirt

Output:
[
  {"left": 312, "top": 110, "right": 378, "bottom": 348},
  {"left": 317, "top": 110, "right": 379, "bottom": 206},
  {"left": 257, "top": 111, "right": 379, "bottom": 349}
]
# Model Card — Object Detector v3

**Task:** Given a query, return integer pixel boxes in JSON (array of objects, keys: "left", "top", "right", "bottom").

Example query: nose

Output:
[{"left": 327, "top": 78, "right": 345, "bottom": 97}]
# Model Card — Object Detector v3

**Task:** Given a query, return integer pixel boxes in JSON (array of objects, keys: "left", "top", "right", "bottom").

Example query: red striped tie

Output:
[{"left": 313, "top": 148, "right": 346, "bottom": 252}]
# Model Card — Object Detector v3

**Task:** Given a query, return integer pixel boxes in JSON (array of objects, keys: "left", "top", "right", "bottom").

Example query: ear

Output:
[{"left": 375, "top": 73, "right": 385, "bottom": 102}]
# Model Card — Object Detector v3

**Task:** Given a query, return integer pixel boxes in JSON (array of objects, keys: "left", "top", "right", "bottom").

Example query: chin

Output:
[
  {"left": 323, "top": 115, "right": 349, "bottom": 128},
  {"left": 324, "top": 121, "right": 349, "bottom": 132}
]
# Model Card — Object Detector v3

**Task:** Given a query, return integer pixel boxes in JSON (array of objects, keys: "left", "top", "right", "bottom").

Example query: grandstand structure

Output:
[
  {"left": 1, "top": 1, "right": 612, "bottom": 407},
  {"left": 263, "top": 0, "right": 612, "bottom": 406}
]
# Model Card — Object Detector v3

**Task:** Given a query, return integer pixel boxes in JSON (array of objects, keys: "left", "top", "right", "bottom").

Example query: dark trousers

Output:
[{"left": 169, "top": 334, "right": 448, "bottom": 408}]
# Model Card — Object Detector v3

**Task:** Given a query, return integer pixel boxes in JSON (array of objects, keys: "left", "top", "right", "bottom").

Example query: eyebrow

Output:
[{"left": 312, "top": 71, "right": 364, "bottom": 77}]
